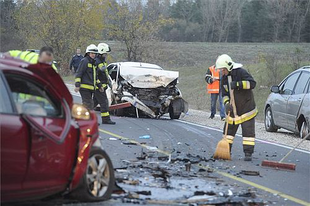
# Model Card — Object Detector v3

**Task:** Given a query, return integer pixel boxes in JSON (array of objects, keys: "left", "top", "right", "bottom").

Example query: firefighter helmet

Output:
[
  {"left": 85, "top": 44, "right": 98, "bottom": 54},
  {"left": 97, "top": 43, "right": 111, "bottom": 54},
  {"left": 215, "top": 54, "right": 234, "bottom": 71}
]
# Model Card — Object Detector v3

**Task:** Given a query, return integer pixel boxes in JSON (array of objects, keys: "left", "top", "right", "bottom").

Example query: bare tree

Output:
[
  {"left": 107, "top": 1, "right": 171, "bottom": 61},
  {"left": 265, "top": 0, "right": 292, "bottom": 42},
  {"left": 295, "top": 0, "right": 310, "bottom": 42},
  {"left": 201, "top": 0, "right": 245, "bottom": 42}
]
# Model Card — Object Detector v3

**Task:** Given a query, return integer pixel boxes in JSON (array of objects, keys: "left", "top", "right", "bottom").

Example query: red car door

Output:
[
  {"left": 4, "top": 72, "right": 78, "bottom": 199},
  {"left": 0, "top": 74, "right": 29, "bottom": 198}
]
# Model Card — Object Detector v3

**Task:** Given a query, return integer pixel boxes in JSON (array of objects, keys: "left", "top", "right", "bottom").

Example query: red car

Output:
[{"left": 0, "top": 54, "right": 114, "bottom": 203}]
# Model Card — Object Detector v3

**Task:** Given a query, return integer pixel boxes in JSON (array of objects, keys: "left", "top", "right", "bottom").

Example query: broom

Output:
[
  {"left": 213, "top": 111, "right": 231, "bottom": 160},
  {"left": 261, "top": 133, "right": 310, "bottom": 170}
]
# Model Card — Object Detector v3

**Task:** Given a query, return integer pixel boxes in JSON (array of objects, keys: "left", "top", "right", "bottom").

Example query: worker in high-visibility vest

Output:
[
  {"left": 205, "top": 65, "right": 225, "bottom": 120},
  {"left": 74, "top": 44, "right": 99, "bottom": 110},
  {"left": 216, "top": 54, "right": 258, "bottom": 161},
  {"left": 94, "top": 43, "right": 115, "bottom": 124},
  {"left": 7, "top": 47, "right": 57, "bottom": 71},
  {"left": 8, "top": 47, "right": 56, "bottom": 106}
]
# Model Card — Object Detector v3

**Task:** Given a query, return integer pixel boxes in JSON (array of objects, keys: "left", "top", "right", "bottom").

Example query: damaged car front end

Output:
[{"left": 107, "top": 62, "right": 188, "bottom": 119}]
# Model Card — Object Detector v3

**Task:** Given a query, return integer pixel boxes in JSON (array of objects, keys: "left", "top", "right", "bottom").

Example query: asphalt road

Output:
[{"left": 71, "top": 94, "right": 310, "bottom": 206}]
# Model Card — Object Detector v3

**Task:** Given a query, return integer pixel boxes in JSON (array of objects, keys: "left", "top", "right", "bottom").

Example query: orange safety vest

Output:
[{"left": 206, "top": 66, "right": 220, "bottom": 94}]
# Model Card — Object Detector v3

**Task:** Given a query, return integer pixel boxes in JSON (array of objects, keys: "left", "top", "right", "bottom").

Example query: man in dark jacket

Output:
[
  {"left": 74, "top": 44, "right": 99, "bottom": 110},
  {"left": 216, "top": 54, "right": 258, "bottom": 161},
  {"left": 94, "top": 43, "right": 115, "bottom": 124},
  {"left": 70, "top": 48, "right": 83, "bottom": 73}
]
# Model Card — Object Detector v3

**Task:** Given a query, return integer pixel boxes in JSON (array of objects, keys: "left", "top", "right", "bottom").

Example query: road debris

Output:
[
  {"left": 111, "top": 150, "right": 270, "bottom": 205},
  {"left": 139, "top": 135, "right": 151, "bottom": 139},
  {"left": 145, "top": 146, "right": 158, "bottom": 151},
  {"left": 122, "top": 141, "right": 138, "bottom": 145},
  {"left": 185, "top": 163, "right": 191, "bottom": 171},
  {"left": 135, "top": 190, "right": 152, "bottom": 196},
  {"left": 240, "top": 170, "right": 261, "bottom": 176}
]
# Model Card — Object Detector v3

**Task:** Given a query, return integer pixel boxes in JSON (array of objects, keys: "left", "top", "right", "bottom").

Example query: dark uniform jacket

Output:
[
  {"left": 221, "top": 67, "right": 257, "bottom": 124},
  {"left": 70, "top": 54, "right": 83, "bottom": 72},
  {"left": 95, "top": 56, "right": 109, "bottom": 87},
  {"left": 75, "top": 56, "right": 98, "bottom": 90}
]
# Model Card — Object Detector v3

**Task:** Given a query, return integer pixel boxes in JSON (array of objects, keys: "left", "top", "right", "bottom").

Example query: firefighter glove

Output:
[
  {"left": 100, "top": 84, "right": 107, "bottom": 92},
  {"left": 225, "top": 103, "right": 233, "bottom": 115}
]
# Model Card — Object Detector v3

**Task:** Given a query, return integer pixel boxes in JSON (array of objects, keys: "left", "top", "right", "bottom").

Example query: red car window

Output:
[{"left": 5, "top": 74, "right": 61, "bottom": 117}]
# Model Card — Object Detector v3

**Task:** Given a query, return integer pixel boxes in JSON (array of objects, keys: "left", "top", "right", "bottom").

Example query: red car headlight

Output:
[{"left": 72, "top": 104, "right": 91, "bottom": 120}]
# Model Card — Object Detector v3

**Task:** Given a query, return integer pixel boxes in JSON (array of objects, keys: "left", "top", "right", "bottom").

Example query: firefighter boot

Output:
[
  {"left": 244, "top": 153, "right": 252, "bottom": 161},
  {"left": 102, "top": 116, "right": 116, "bottom": 125}
]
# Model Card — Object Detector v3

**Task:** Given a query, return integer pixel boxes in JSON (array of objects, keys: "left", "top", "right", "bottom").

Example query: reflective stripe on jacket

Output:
[
  {"left": 205, "top": 65, "right": 220, "bottom": 94},
  {"left": 9, "top": 50, "right": 58, "bottom": 71},
  {"left": 75, "top": 56, "right": 97, "bottom": 91}
]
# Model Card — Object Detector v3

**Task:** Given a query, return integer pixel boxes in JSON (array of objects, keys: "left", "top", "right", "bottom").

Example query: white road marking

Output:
[{"left": 176, "top": 119, "right": 310, "bottom": 155}]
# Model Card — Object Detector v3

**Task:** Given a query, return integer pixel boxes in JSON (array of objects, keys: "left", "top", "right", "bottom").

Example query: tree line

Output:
[
  {"left": 154, "top": 0, "right": 310, "bottom": 43},
  {"left": 1, "top": 0, "right": 309, "bottom": 70}
]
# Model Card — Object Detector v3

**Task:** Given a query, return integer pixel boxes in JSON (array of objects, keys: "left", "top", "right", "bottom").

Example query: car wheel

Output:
[
  {"left": 300, "top": 120, "right": 309, "bottom": 139},
  {"left": 265, "top": 107, "right": 278, "bottom": 132},
  {"left": 71, "top": 149, "right": 115, "bottom": 202},
  {"left": 169, "top": 105, "right": 181, "bottom": 119},
  {"left": 169, "top": 99, "right": 183, "bottom": 119}
]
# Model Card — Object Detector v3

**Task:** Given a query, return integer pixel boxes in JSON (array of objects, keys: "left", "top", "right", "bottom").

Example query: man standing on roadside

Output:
[
  {"left": 74, "top": 44, "right": 98, "bottom": 110},
  {"left": 205, "top": 65, "right": 226, "bottom": 121},
  {"left": 94, "top": 42, "right": 115, "bottom": 125},
  {"left": 6, "top": 47, "right": 57, "bottom": 71},
  {"left": 70, "top": 48, "right": 83, "bottom": 73},
  {"left": 216, "top": 54, "right": 257, "bottom": 161}
]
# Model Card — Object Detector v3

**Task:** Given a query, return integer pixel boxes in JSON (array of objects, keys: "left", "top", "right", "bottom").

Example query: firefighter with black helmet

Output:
[
  {"left": 94, "top": 42, "right": 115, "bottom": 125},
  {"left": 216, "top": 54, "right": 258, "bottom": 161},
  {"left": 74, "top": 44, "right": 99, "bottom": 110}
]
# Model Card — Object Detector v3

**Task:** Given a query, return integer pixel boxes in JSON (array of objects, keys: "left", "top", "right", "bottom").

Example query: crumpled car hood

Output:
[{"left": 120, "top": 67, "right": 179, "bottom": 88}]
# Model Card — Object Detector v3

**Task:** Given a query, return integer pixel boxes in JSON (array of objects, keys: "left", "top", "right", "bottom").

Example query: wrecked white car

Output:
[{"left": 106, "top": 62, "right": 188, "bottom": 119}]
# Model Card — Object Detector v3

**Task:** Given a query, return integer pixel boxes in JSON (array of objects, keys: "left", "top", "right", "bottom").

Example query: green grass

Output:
[{"left": 62, "top": 41, "right": 310, "bottom": 121}]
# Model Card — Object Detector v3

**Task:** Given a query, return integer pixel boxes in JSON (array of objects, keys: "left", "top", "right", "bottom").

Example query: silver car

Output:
[{"left": 264, "top": 66, "right": 310, "bottom": 138}]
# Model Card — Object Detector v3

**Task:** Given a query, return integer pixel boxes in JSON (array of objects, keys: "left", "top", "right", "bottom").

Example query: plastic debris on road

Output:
[{"left": 139, "top": 135, "right": 151, "bottom": 139}]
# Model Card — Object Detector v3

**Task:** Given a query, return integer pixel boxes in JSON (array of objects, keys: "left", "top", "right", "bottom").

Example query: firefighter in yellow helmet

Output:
[
  {"left": 94, "top": 43, "right": 115, "bottom": 124},
  {"left": 216, "top": 54, "right": 258, "bottom": 161},
  {"left": 7, "top": 47, "right": 58, "bottom": 71},
  {"left": 74, "top": 44, "right": 99, "bottom": 110}
]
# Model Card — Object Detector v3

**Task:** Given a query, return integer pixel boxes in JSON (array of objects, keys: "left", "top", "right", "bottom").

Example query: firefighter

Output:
[
  {"left": 94, "top": 43, "right": 115, "bottom": 124},
  {"left": 205, "top": 65, "right": 225, "bottom": 120},
  {"left": 7, "top": 47, "right": 58, "bottom": 71},
  {"left": 74, "top": 44, "right": 99, "bottom": 110},
  {"left": 216, "top": 54, "right": 258, "bottom": 161}
]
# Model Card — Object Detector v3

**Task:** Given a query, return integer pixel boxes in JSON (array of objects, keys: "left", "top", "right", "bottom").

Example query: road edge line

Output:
[{"left": 176, "top": 119, "right": 310, "bottom": 155}]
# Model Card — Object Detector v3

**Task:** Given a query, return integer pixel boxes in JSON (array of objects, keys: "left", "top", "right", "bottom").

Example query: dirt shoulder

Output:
[{"left": 180, "top": 109, "right": 310, "bottom": 152}]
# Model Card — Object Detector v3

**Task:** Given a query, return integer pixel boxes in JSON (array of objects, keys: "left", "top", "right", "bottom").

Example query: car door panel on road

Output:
[
  {"left": 4, "top": 74, "right": 77, "bottom": 195},
  {"left": 287, "top": 72, "right": 310, "bottom": 131}
]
